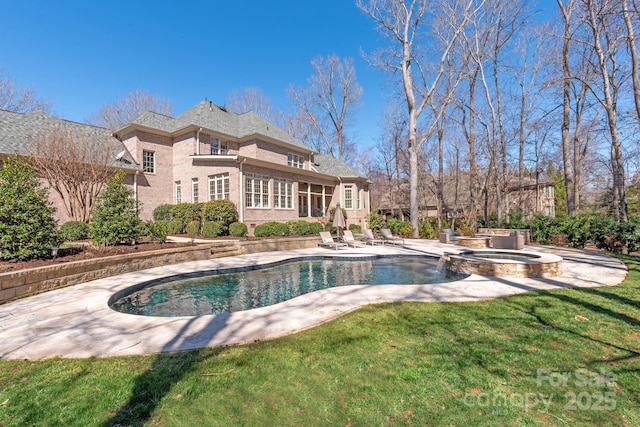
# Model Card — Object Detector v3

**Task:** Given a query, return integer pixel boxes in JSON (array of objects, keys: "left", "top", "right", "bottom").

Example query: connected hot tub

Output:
[{"left": 444, "top": 249, "right": 563, "bottom": 278}]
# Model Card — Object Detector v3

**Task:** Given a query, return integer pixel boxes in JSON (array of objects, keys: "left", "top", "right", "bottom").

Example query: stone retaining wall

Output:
[{"left": 0, "top": 236, "right": 318, "bottom": 305}]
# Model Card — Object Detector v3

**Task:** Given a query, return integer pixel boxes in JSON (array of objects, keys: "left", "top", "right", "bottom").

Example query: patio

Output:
[{"left": 0, "top": 240, "right": 627, "bottom": 360}]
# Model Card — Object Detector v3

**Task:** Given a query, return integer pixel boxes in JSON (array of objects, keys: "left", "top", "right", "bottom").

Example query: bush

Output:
[
  {"left": 59, "top": 221, "right": 90, "bottom": 241},
  {"left": 202, "top": 221, "right": 222, "bottom": 238},
  {"left": 167, "top": 218, "right": 184, "bottom": 235},
  {"left": 90, "top": 171, "right": 140, "bottom": 246},
  {"left": 254, "top": 221, "right": 289, "bottom": 237},
  {"left": 386, "top": 217, "right": 403, "bottom": 234},
  {"left": 349, "top": 223, "right": 362, "bottom": 234},
  {"left": 147, "top": 221, "right": 168, "bottom": 243},
  {"left": 229, "top": 222, "right": 248, "bottom": 237},
  {"left": 287, "top": 220, "right": 319, "bottom": 236},
  {"left": 170, "top": 203, "right": 202, "bottom": 233},
  {"left": 397, "top": 221, "right": 415, "bottom": 237},
  {"left": 365, "top": 212, "right": 385, "bottom": 231},
  {"left": 186, "top": 220, "right": 201, "bottom": 239},
  {"left": 418, "top": 218, "right": 436, "bottom": 239},
  {"left": 201, "top": 200, "right": 238, "bottom": 231},
  {"left": 309, "top": 222, "right": 324, "bottom": 234},
  {"left": 525, "top": 213, "right": 558, "bottom": 245},
  {"left": 153, "top": 204, "right": 172, "bottom": 221},
  {"left": 0, "top": 156, "right": 59, "bottom": 260}
]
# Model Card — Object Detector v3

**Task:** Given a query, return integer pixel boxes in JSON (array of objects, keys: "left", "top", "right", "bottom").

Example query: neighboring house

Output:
[
  {"left": 0, "top": 108, "right": 139, "bottom": 222},
  {"left": 1, "top": 101, "right": 371, "bottom": 233},
  {"left": 375, "top": 171, "right": 556, "bottom": 221}
]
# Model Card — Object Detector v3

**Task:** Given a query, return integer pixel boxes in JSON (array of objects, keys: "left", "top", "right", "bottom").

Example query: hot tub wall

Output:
[{"left": 447, "top": 255, "right": 562, "bottom": 278}]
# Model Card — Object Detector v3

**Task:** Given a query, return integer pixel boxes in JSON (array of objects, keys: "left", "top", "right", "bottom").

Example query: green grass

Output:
[{"left": 1, "top": 255, "right": 639, "bottom": 426}]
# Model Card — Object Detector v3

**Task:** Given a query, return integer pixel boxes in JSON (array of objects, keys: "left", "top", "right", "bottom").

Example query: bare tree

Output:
[
  {"left": 582, "top": 0, "right": 628, "bottom": 221},
  {"left": 557, "top": 0, "right": 579, "bottom": 216},
  {"left": 31, "top": 124, "right": 116, "bottom": 222},
  {"left": 622, "top": 0, "right": 640, "bottom": 125},
  {"left": 357, "top": 0, "right": 480, "bottom": 235},
  {"left": 0, "top": 69, "right": 51, "bottom": 113},
  {"left": 85, "top": 90, "right": 173, "bottom": 130},
  {"left": 226, "top": 87, "right": 279, "bottom": 124},
  {"left": 287, "top": 54, "right": 363, "bottom": 161}
]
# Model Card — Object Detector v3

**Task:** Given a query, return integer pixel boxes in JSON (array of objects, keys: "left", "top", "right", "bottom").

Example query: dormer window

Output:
[
  {"left": 288, "top": 153, "right": 304, "bottom": 168},
  {"left": 211, "top": 138, "right": 229, "bottom": 155}
]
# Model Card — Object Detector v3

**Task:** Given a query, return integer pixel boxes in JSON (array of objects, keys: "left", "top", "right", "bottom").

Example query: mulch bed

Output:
[{"left": 0, "top": 239, "right": 184, "bottom": 273}]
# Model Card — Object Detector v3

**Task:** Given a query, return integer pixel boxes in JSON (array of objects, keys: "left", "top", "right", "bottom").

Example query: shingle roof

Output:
[
  {"left": 313, "top": 153, "right": 367, "bottom": 179},
  {"left": 0, "top": 109, "right": 139, "bottom": 170},
  {"left": 124, "top": 100, "right": 313, "bottom": 151}
]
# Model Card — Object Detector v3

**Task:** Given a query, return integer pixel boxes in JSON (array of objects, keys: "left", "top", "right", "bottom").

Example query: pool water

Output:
[{"left": 110, "top": 256, "right": 464, "bottom": 317}]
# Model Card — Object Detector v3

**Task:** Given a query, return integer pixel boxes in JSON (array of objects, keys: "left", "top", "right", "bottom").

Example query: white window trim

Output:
[
  {"left": 192, "top": 178, "right": 199, "bottom": 203},
  {"left": 208, "top": 173, "right": 230, "bottom": 200},
  {"left": 245, "top": 174, "right": 270, "bottom": 209},
  {"left": 175, "top": 181, "right": 181, "bottom": 204},
  {"left": 273, "top": 178, "right": 293, "bottom": 209},
  {"left": 142, "top": 150, "right": 155, "bottom": 174}
]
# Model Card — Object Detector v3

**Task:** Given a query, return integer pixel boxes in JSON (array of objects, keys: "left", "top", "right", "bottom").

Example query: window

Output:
[
  {"left": 344, "top": 185, "right": 354, "bottom": 209},
  {"left": 192, "top": 178, "right": 199, "bottom": 203},
  {"left": 273, "top": 178, "right": 293, "bottom": 209},
  {"left": 175, "top": 181, "right": 181, "bottom": 204},
  {"left": 287, "top": 153, "right": 304, "bottom": 168},
  {"left": 544, "top": 186, "right": 554, "bottom": 199},
  {"left": 245, "top": 174, "right": 269, "bottom": 208},
  {"left": 208, "top": 174, "right": 229, "bottom": 200},
  {"left": 142, "top": 150, "right": 155, "bottom": 173},
  {"left": 211, "top": 138, "right": 229, "bottom": 155}
]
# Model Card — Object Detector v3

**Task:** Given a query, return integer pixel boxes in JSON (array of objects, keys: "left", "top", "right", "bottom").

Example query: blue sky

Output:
[
  {"left": 1, "top": 0, "right": 390, "bottom": 148},
  {"left": 1, "top": 1, "right": 558, "bottom": 151}
]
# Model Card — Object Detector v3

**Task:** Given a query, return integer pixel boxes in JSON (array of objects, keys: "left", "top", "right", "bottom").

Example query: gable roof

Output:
[
  {"left": 120, "top": 100, "right": 313, "bottom": 152},
  {"left": 0, "top": 109, "right": 138, "bottom": 170}
]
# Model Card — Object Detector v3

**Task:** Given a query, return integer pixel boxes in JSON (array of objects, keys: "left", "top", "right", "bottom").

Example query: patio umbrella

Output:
[{"left": 333, "top": 203, "right": 346, "bottom": 238}]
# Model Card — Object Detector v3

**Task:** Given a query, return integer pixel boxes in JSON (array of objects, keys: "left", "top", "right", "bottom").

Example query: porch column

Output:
[
  {"left": 322, "top": 185, "right": 326, "bottom": 215},
  {"left": 307, "top": 183, "right": 311, "bottom": 218}
]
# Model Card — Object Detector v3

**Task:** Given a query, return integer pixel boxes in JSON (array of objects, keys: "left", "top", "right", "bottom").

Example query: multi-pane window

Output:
[
  {"left": 344, "top": 185, "right": 354, "bottom": 209},
  {"left": 192, "top": 178, "right": 199, "bottom": 203},
  {"left": 142, "top": 150, "right": 155, "bottom": 173},
  {"left": 210, "top": 138, "right": 229, "bottom": 155},
  {"left": 208, "top": 174, "right": 230, "bottom": 200},
  {"left": 273, "top": 178, "right": 293, "bottom": 209},
  {"left": 287, "top": 153, "right": 304, "bottom": 168},
  {"left": 544, "top": 186, "right": 554, "bottom": 198},
  {"left": 175, "top": 181, "right": 181, "bottom": 204},
  {"left": 245, "top": 174, "right": 269, "bottom": 208}
]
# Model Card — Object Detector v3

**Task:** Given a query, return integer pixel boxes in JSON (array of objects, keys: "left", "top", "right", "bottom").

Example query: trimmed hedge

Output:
[
  {"left": 229, "top": 222, "right": 248, "bottom": 237},
  {"left": 59, "top": 221, "right": 90, "bottom": 241},
  {"left": 202, "top": 221, "right": 222, "bottom": 238},
  {"left": 254, "top": 221, "right": 290, "bottom": 237}
]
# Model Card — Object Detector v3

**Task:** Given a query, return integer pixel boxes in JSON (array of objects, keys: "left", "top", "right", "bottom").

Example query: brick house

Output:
[{"left": 1, "top": 101, "right": 371, "bottom": 233}]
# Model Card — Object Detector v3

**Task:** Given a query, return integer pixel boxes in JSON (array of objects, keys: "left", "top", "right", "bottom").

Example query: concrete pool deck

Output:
[{"left": 0, "top": 240, "right": 628, "bottom": 360}]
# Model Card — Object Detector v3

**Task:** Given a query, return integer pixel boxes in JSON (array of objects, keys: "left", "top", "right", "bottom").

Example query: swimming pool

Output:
[{"left": 109, "top": 255, "right": 466, "bottom": 317}]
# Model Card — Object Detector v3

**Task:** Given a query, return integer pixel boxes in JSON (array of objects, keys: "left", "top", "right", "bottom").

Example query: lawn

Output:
[{"left": 0, "top": 254, "right": 638, "bottom": 426}]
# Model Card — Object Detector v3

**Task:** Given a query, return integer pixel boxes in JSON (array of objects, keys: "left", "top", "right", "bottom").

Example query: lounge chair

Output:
[
  {"left": 318, "top": 231, "right": 348, "bottom": 250},
  {"left": 362, "top": 229, "right": 385, "bottom": 245},
  {"left": 380, "top": 228, "right": 404, "bottom": 245},
  {"left": 342, "top": 230, "right": 367, "bottom": 247}
]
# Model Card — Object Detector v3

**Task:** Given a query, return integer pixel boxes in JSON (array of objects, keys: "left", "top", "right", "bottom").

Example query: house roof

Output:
[
  {"left": 0, "top": 109, "right": 139, "bottom": 170},
  {"left": 122, "top": 100, "right": 313, "bottom": 152},
  {"left": 313, "top": 153, "right": 368, "bottom": 180}
]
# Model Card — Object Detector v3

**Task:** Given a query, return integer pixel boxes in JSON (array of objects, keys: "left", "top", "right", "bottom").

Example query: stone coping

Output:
[
  {"left": 0, "top": 241, "right": 627, "bottom": 360},
  {"left": 0, "top": 236, "right": 319, "bottom": 305}
]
